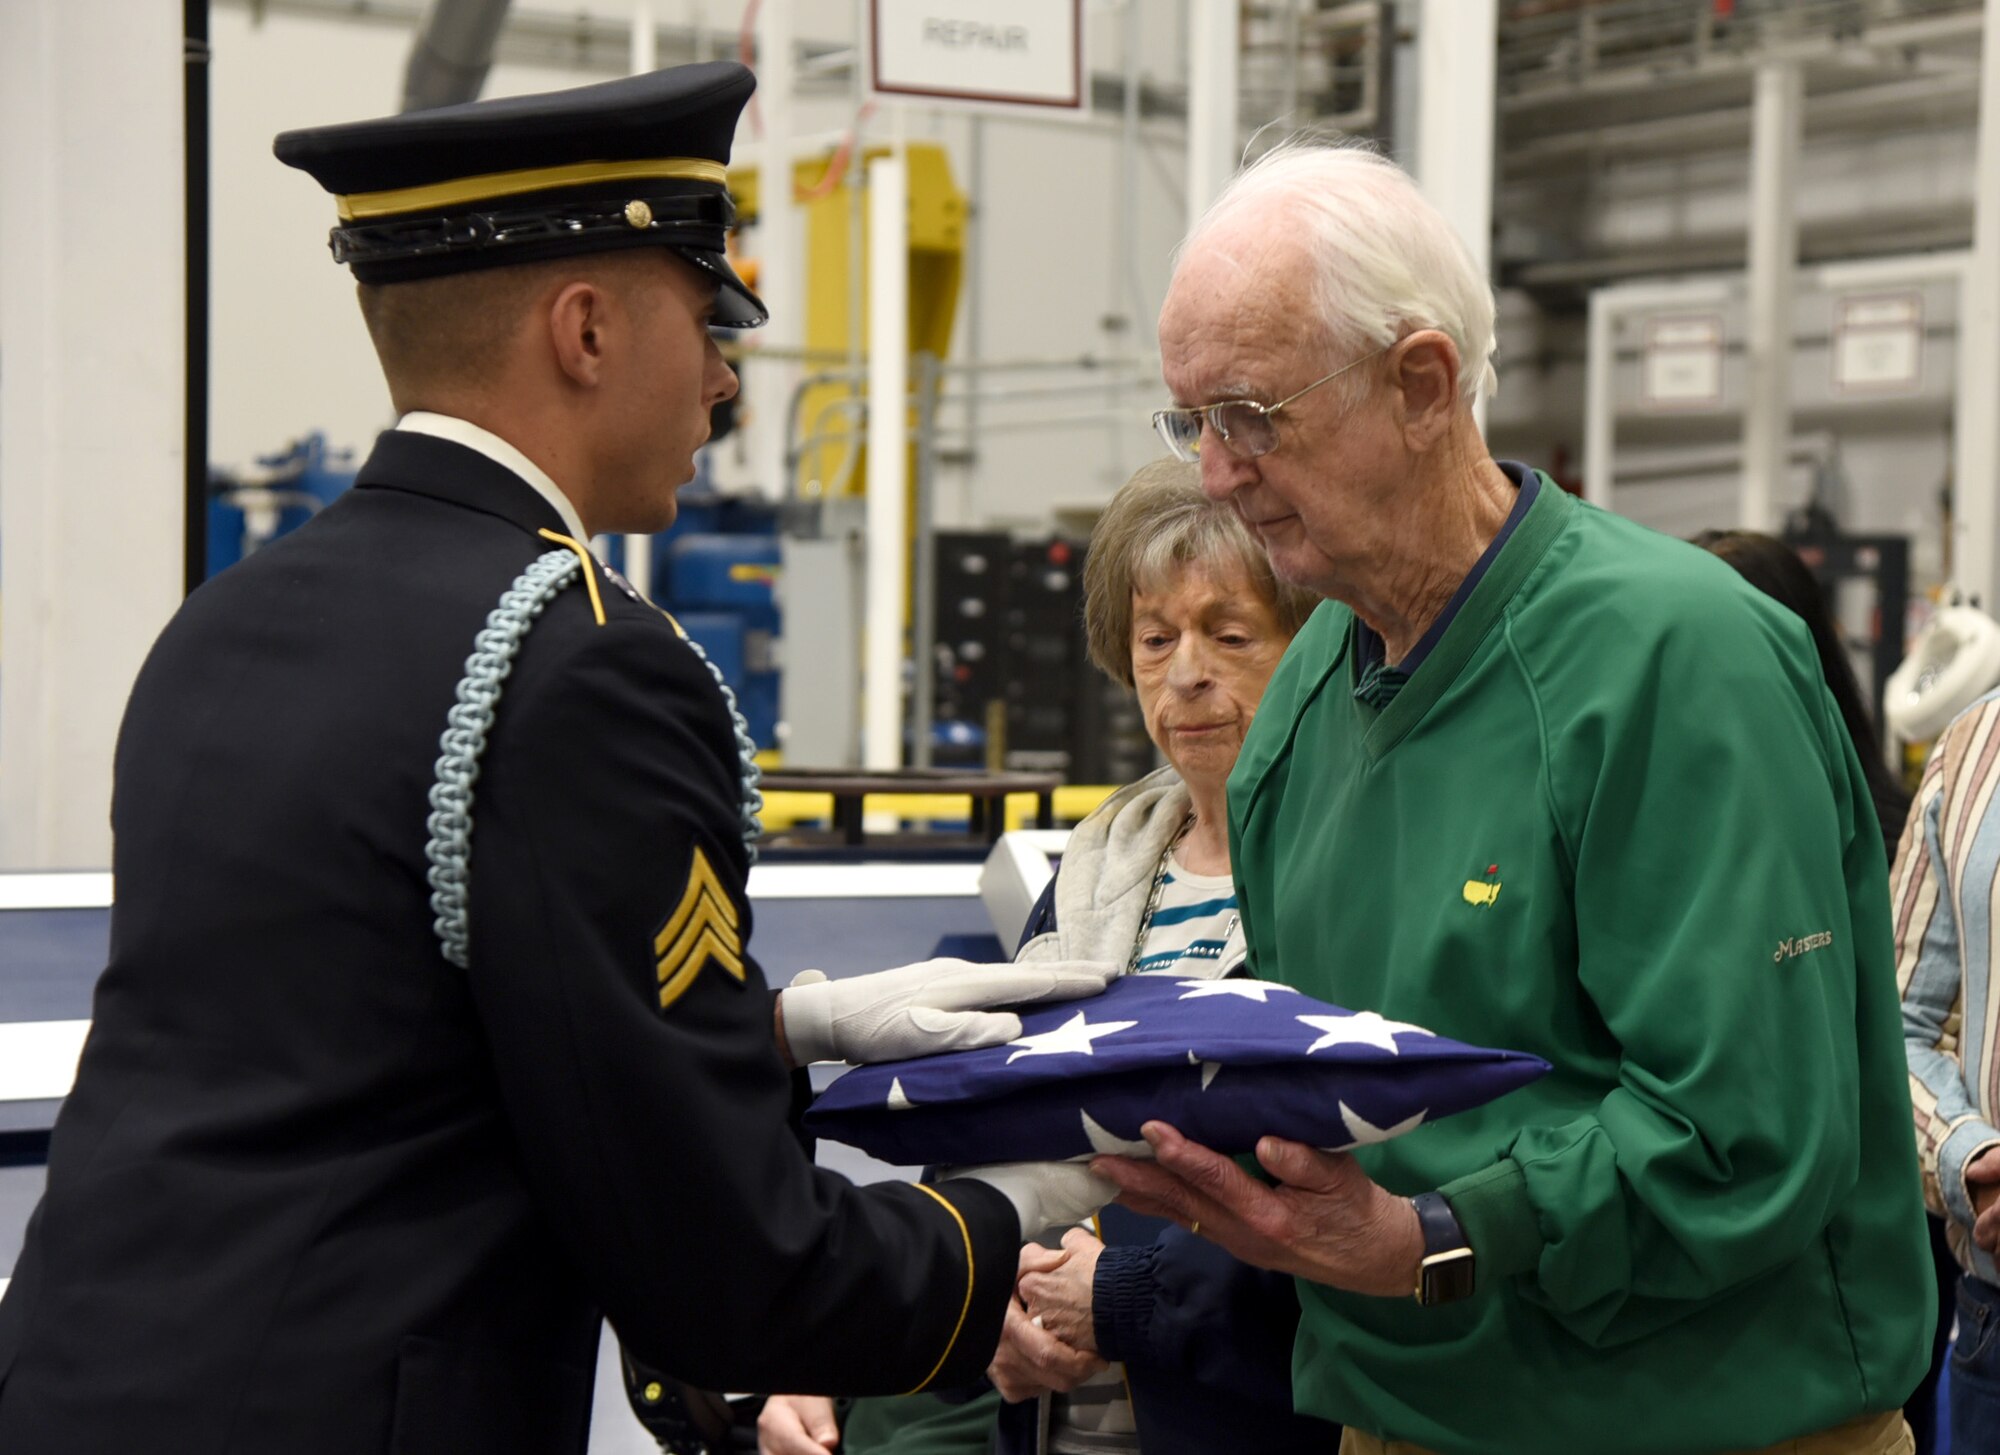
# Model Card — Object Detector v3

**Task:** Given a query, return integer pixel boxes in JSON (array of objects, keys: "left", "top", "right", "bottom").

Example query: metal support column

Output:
[
  {"left": 622, "top": 0, "right": 656, "bottom": 602},
  {"left": 1115, "top": 0, "right": 1146, "bottom": 340},
  {"left": 1956, "top": 2, "right": 2000, "bottom": 606},
  {"left": 1583, "top": 288, "right": 1616, "bottom": 512},
  {"left": 747, "top": 0, "right": 799, "bottom": 502},
  {"left": 863, "top": 148, "right": 910, "bottom": 771},
  {"left": 961, "top": 116, "right": 985, "bottom": 496},
  {"left": 1742, "top": 61, "right": 1802, "bottom": 532},
  {"left": 1186, "top": 0, "right": 1240, "bottom": 227},
  {"left": 1414, "top": 0, "right": 1496, "bottom": 428},
  {"left": 910, "top": 352, "right": 941, "bottom": 770},
  {"left": 184, "top": 0, "right": 209, "bottom": 593}
]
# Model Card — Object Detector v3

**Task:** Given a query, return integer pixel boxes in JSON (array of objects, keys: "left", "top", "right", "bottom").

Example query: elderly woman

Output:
[{"left": 757, "top": 459, "right": 1323, "bottom": 1455}]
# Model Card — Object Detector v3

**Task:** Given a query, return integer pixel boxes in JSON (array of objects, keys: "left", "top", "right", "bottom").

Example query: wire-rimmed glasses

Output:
[{"left": 1151, "top": 345, "right": 1388, "bottom": 463}]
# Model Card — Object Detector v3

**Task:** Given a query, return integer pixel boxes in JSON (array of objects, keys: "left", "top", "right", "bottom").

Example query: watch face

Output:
[{"left": 1419, "top": 1247, "right": 1476, "bottom": 1306}]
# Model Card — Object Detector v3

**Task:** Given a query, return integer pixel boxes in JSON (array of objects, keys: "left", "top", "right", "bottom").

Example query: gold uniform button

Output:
[
  {"left": 642, "top": 1381, "right": 663, "bottom": 1403},
  {"left": 624, "top": 199, "right": 654, "bottom": 229}
]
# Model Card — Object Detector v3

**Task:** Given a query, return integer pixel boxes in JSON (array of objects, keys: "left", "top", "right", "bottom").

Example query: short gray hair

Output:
[
  {"left": 1083, "top": 459, "right": 1317, "bottom": 689},
  {"left": 1180, "top": 139, "right": 1498, "bottom": 409}
]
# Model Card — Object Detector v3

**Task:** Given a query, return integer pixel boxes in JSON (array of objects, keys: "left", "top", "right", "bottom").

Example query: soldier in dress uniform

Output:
[{"left": 0, "top": 62, "right": 1112, "bottom": 1455}]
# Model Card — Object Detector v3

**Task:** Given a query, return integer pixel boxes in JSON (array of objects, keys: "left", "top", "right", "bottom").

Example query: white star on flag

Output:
[
  {"left": 1080, "top": 1110, "right": 1153, "bottom": 1158},
  {"left": 885, "top": 1077, "right": 914, "bottom": 1111},
  {"left": 1174, "top": 979, "right": 1300, "bottom": 1002},
  {"left": 1297, "top": 1011, "right": 1435, "bottom": 1056},
  {"left": 1006, "top": 1011, "right": 1139, "bottom": 1064},
  {"left": 1339, "top": 1101, "right": 1428, "bottom": 1145}
]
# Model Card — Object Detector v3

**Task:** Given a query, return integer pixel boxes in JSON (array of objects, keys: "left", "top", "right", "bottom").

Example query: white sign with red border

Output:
[
  {"left": 1833, "top": 291, "right": 1923, "bottom": 394},
  {"left": 1641, "top": 314, "right": 1726, "bottom": 409},
  {"left": 868, "top": 0, "right": 1086, "bottom": 116}
]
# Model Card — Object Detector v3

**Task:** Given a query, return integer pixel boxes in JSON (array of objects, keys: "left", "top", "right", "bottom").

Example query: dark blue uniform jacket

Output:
[{"left": 0, "top": 430, "right": 1016, "bottom": 1455}]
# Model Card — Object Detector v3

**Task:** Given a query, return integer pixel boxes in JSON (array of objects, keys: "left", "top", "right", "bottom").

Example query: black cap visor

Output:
[{"left": 675, "top": 247, "right": 767, "bottom": 328}]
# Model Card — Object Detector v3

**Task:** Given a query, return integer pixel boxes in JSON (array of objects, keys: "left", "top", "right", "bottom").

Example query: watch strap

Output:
[
  {"left": 1412, "top": 1191, "right": 1476, "bottom": 1306},
  {"left": 1412, "top": 1191, "right": 1467, "bottom": 1255}
]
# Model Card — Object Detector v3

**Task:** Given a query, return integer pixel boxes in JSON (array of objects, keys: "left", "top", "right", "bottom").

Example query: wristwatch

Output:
[{"left": 1411, "top": 1191, "right": 1475, "bottom": 1306}]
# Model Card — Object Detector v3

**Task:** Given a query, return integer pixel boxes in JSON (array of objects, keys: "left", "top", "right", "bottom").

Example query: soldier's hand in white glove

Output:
[
  {"left": 937, "top": 1161, "right": 1118, "bottom": 1240},
  {"left": 777, "top": 958, "right": 1120, "bottom": 1066}
]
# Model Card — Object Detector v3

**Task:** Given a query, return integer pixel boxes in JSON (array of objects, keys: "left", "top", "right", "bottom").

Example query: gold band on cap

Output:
[{"left": 334, "top": 156, "right": 728, "bottom": 221}]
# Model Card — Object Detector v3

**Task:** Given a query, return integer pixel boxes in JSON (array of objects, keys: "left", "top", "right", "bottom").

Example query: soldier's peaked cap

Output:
[{"left": 274, "top": 61, "right": 767, "bottom": 327}]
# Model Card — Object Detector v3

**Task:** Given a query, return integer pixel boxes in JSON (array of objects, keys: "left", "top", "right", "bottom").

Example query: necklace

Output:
[{"left": 1126, "top": 809, "right": 1198, "bottom": 975}]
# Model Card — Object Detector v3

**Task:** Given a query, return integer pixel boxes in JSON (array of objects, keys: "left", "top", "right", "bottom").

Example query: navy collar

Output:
[
  {"left": 351, "top": 429, "right": 570, "bottom": 539},
  {"left": 1354, "top": 461, "right": 1541, "bottom": 705}
]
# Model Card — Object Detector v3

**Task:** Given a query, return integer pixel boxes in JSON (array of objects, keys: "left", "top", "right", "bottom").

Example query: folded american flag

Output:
[{"left": 805, "top": 974, "right": 1550, "bottom": 1165}]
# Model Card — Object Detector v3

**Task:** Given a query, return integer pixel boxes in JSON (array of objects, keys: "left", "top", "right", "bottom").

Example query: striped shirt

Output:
[
  {"left": 1132, "top": 859, "right": 1240, "bottom": 976},
  {"left": 1893, "top": 688, "right": 2000, "bottom": 1283}
]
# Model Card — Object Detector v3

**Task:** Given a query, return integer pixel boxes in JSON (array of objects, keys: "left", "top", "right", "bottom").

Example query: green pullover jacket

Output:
[{"left": 1228, "top": 478, "right": 1931, "bottom": 1452}]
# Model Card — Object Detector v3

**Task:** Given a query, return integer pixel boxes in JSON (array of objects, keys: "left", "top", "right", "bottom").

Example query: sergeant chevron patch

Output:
[{"left": 654, "top": 846, "right": 744, "bottom": 1009}]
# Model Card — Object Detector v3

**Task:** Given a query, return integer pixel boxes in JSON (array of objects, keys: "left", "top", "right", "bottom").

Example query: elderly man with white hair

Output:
[{"left": 1087, "top": 143, "right": 1935, "bottom": 1455}]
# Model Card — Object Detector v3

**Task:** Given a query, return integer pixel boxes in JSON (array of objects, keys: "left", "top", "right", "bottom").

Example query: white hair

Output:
[{"left": 1178, "top": 140, "right": 1499, "bottom": 408}]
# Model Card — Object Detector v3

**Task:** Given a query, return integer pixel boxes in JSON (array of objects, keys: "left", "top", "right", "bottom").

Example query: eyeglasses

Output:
[{"left": 1151, "top": 345, "right": 1388, "bottom": 463}]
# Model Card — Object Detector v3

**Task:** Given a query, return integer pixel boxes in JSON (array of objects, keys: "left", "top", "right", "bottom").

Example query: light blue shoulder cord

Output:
[{"left": 424, "top": 548, "right": 764, "bottom": 970}]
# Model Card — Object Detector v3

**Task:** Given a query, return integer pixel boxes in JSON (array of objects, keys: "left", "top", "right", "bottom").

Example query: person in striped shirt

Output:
[{"left": 1894, "top": 688, "right": 2000, "bottom": 1450}]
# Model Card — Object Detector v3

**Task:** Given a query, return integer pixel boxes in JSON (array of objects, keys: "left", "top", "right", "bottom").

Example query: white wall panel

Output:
[
  {"left": 0, "top": 0, "right": 186, "bottom": 868},
  {"left": 206, "top": 8, "right": 597, "bottom": 474}
]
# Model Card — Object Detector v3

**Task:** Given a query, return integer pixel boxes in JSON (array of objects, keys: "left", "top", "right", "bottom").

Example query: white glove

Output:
[
  {"left": 938, "top": 1162, "right": 1119, "bottom": 1240},
  {"left": 779, "top": 957, "right": 1121, "bottom": 1066}
]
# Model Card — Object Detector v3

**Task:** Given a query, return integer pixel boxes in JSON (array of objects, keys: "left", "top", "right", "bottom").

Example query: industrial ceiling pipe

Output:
[{"left": 401, "top": 0, "right": 513, "bottom": 113}]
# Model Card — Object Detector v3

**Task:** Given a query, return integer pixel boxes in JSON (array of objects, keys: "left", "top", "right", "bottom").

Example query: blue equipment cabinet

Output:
[
  {"left": 667, "top": 533, "right": 780, "bottom": 749},
  {"left": 206, "top": 448, "right": 785, "bottom": 752},
  {"left": 206, "top": 433, "right": 355, "bottom": 578}
]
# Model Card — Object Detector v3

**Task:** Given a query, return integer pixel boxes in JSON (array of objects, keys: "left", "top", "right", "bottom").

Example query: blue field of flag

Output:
[{"left": 805, "top": 974, "right": 1550, "bottom": 1166}]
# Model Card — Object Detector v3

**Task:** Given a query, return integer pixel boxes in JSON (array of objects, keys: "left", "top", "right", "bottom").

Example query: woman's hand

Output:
[
  {"left": 987, "top": 1243, "right": 1108, "bottom": 1402},
  {"left": 757, "top": 1394, "right": 841, "bottom": 1454},
  {"left": 1016, "top": 1227, "right": 1103, "bottom": 1355}
]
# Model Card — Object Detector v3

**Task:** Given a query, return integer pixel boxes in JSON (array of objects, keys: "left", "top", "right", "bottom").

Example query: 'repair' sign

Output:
[{"left": 869, "top": 0, "right": 1086, "bottom": 115}]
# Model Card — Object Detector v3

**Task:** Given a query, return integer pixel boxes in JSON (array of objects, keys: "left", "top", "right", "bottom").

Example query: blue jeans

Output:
[{"left": 1953, "top": 1272, "right": 2000, "bottom": 1452}]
